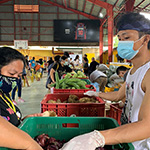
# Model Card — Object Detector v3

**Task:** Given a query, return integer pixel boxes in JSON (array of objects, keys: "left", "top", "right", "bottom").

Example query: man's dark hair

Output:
[
  {"left": 64, "top": 52, "right": 69, "bottom": 58},
  {"left": 39, "top": 58, "right": 43, "bottom": 65},
  {"left": 0, "top": 47, "right": 25, "bottom": 70},
  {"left": 84, "top": 54, "right": 87, "bottom": 57},
  {"left": 33, "top": 57, "right": 35, "bottom": 60},
  {"left": 116, "top": 66, "right": 128, "bottom": 75},
  {"left": 83, "top": 57, "right": 88, "bottom": 62},
  {"left": 92, "top": 57, "right": 95, "bottom": 61},
  {"left": 116, "top": 12, "right": 150, "bottom": 49},
  {"left": 54, "top": 55, "right": 60, "bottom": 62},
  {"left": 61, "top": 55, "right": 67, "bottom": 61}
]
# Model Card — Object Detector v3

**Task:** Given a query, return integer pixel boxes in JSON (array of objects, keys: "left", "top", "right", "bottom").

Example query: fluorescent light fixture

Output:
[
  {"left": 99, "top": 13, "right": 103, "bottom": 18},
  {"left": 140, "top": 12, "right": 150, "bottom": 20}
]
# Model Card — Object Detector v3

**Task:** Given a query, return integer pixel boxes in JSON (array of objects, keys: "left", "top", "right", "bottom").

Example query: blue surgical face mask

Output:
[{"left": 117, "top": 36, "right": 144, "bottom": 60}]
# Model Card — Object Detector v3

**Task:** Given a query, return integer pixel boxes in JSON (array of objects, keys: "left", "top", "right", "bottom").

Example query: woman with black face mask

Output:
[{"left": 0, "top": 47, "right": 43, "bottom": 150}]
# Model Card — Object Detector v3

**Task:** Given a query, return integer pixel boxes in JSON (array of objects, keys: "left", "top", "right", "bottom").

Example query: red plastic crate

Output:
[
  {"left": 53, "top": 84, "right": 96, "bottom": 93},
  {"left": 41, "top": 93, "right": 105, "bottom": 117},
  {"left": 109, "top": 103, "right": 123, "bottom": 125}
]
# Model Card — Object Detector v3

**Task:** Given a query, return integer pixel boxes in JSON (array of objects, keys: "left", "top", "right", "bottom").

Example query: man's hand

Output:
[{"left": 84, "top": 91, "right": 99, "bottom": 97}]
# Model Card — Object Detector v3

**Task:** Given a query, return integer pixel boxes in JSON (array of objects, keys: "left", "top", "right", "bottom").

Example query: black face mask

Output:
[{"left": 0, "top": 74, "right": 18, "bottom": 94}]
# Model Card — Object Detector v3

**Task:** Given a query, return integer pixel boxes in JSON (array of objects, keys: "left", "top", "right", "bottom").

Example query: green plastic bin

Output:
[{"left": 0, "top": 117, "right": 134, "bottom": 150}]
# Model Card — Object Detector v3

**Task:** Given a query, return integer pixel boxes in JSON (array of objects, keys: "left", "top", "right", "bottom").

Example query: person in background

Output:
[
  {"left": 24, "top": 55, "right": 30, "bottom": 78},
  {"left": 70, "top": 58, "right": 73, "bottom": 63},
  {"left": 0, "top": 47, "right": 43, "bottom": 150},
  {"left": 74, "top": 55, "right": 80, "bottom": 66},
  {"left": 116, "top": 54, "right": 124, "bottom": 63},
  {"left": 47, "top": 55, "right": 60, "bottom": 77},
  {"left": 43, "top": 60, "right": 47, "bottom": 71},
  {"left": 30, "top": 57, "right": 36, "bottom": 69},
  {"left": 50, "top": 56, "right": 72, "bottom": 83},
  {"left": 39, "top": 58, "right": 44, "bottom": 78},
  {"left": 47, "top": 57, "right": 54, "bottom": 67},
  {"left": 22, "top": 66, "right": 30, "bottom": 87},
  {"left": 90, "top": 70, "right": 107, "bottom": 92},
  {"left": 25, "top": 55, "right": 29, "bottom": 69},
  {"left": 64, "top": 51, "right": 70, "bottom": 59},
  {"left": 116, "top": 66, "right": 129, "bottom": 81},
  {"left": 89, "top": 57, "right": 99, "bottom": 75},
  {"left": 61, "top": 12, "right": 150, "bottom": 150},
  {"left": 64, "top": 51, "right": 75, "bottom": 69},
  {"left": 84, "top": 54, "right": 89, "bottom": 63},
  {"left": 12, "top": 77, "right": 24, "bottom": 105},
  {"left": 46, "top": 55, "right": 60, "bottom": 88},
  {"left": 83, "top": 57, "right": 88, "bottom": 76}
]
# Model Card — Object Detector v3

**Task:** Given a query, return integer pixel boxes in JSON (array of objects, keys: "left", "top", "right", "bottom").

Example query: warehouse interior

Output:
[
  {"left": 0, "top": 0, "right": 150, "bottom": 63},
  {"left": 0, "top": 0, "right": 150, "bottom": 149}
]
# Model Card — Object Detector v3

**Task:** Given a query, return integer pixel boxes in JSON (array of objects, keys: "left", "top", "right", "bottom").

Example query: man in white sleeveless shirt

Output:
[{"left": 60, "top": 12, "right": 150, "bottom": 150}]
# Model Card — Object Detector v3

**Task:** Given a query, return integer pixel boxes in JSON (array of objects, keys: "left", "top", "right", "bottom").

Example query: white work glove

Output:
[
  {"left": 60, "top": 130, "right": 105, "bottom": 150},
  {"left": 84, "top": 91, "right": 99, "bottom": 97}
]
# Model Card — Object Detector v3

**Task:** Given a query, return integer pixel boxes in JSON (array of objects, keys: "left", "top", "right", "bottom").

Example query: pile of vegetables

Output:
[
  {"left": 42, "top": 110, "right": 57, "bottom": 117},
  {"left": 65, "top": 71, "right": 87, "bottom": 78},
  {"left": 35, "top": 134, "right": 65, "bottom": 150},
  {"left": 50, "top": 72, "right": 92, "bottom": 89},
  {"left": 47, "top": 94, "right": 100, "bottom": 103}
]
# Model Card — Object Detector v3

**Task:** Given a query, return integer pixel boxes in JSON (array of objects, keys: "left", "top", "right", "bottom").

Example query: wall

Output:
[
  {"left": 19, "top": 49, "right": 63, "bottom": 61},
  {"left": 0, "top": 0, "right": 91, "bottom": 46},
  {"left": 82, "top": 48, "right": 100, "bottom": 63}
]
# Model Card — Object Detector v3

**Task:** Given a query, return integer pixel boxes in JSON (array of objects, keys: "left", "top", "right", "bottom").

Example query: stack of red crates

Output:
[
  {"left": 109, "top": 103, "right": 123, "bottom": 125},
  {"left": 41, "top": 93, "right": 105, "bottom": 117},
  {"left": 41, "top": 73, "right": 105, "bottom": 126}
]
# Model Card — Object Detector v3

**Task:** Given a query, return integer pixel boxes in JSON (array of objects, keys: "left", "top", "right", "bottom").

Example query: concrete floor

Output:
[{"left": 16, "top": 73, "right": 48, "bottom": 118}]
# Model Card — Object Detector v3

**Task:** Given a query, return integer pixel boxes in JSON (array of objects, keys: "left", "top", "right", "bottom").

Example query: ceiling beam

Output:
[
  {"left": 76, "top": 0, "right": 78, "bottom": 10},
  {"left": 125, "top": 0, "right": 135, "bottom": 12},
  {"left": 140, "top": 3, "right": 150, "bottom": 10},
  {"left": 41, "top": 0, "right": 101, "bottom": 20},
  {"left": 113, "top": 0, "right": 119, "bottom": 8},
  {"left": 64, "top": 0, "right": 67, "bottom": 8},
  {"left": 69, "top": 0, "right": 70, "bottom": 7},
  {"left": 87, "top": 0, "right": 112, "bottom": 24},
  {"left": 83, "top": 0, "right": 87, "bottom": 12},
  {"left": 0, "top": 0, "right": 11, "bottom": 4},
  {"left": 97, "top": 7, "right": 103, "bottom": 16},
  {"left": 90, "top": 3, "right": 95, "bottom": 15},
  {"left": 87, "top": 0, "right": 112, "bottom": 9},
  {"left": 134, "top": 0, "right": 146, "bottom": 9}
]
